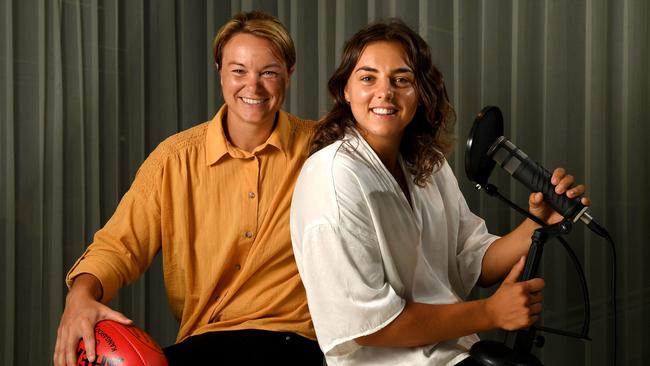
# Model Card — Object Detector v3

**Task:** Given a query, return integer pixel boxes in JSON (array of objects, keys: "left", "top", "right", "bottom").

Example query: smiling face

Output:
[
  {"left": 344, "top": 41, "right": 419, "bottom": 153},
  {"left": 219, "top": 33, "right": 292, "bottom": 131}
]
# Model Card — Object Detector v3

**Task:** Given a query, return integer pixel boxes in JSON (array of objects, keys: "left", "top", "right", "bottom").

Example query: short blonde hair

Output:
[{"left": 212, "top": 11, "right": 296, "bottom": 71}]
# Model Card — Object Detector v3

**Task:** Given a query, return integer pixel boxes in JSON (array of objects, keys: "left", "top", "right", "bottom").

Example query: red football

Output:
[{"left": 76, "top": 320, "right": 168, "bottom": 366}]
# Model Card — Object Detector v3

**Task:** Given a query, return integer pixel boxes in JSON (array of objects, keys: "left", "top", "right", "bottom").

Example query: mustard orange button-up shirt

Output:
[{"left": 66, "top": 106, "right": 316, "bottom": 342}]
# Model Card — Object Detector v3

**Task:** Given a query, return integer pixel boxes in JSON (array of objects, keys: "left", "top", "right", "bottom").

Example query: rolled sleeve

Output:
[
  {"left": 455, "top": 193, "right": 499, "bottom": 296},
  {"left": 66, "top": 155, "right": 163, "bottom": 303},
  {"left": 297, "top": 222, "right": 405, "bottom": 356}
]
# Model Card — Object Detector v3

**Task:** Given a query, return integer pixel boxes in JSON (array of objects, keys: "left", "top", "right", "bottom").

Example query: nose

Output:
[
  {"left": 244, "top": 73, "right": 263, "bottom": 90},
  {"left": 375, "top": 78, "right": 394, "bottom": 100}
]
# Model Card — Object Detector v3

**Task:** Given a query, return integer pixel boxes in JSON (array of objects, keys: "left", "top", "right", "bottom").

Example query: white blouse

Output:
[{"left": 290, "top": 131, "right": 498, "bottom": 366}]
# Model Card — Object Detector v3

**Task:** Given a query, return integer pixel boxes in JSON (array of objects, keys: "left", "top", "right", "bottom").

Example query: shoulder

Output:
[
  {"left": 300, "top": 138, "right": 371, "bottom": 185},
  {"left": 285, "top": 111, "right": 317, "bottom": 136},
  {"left": 145, "top": 122, "right": 208, "bottom": 166},
  {"left": 432, "top": 159, "right": 460, "bottom": 186},
  {"left": 291, "top": 139, "right": 377, "bottom": 241},
  {"left": 425, "top": 158, "right": 465, "bottom": 203},
  {"left": 295, "top": 140, "right": 344, "bottom": 193},
  {"left": 279, "top": 111, "right": 317, "bottom": 159},
  {"left": 293, "top": 139, "right": 361, "bottom": 203},
  {"left": 293, "top": 137, "right": 377, "bottom": 215},
  {"left": 131, "top": 121, "right": 209, "bottom": 194}
]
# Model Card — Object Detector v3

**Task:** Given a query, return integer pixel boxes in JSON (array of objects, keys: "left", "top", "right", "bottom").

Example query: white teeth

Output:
[
  {"left": 372, "top": 108, "right": 396, "bottom": 115},
  {"left": 241, "top": 97, "right": 265, "bottom": 105}
]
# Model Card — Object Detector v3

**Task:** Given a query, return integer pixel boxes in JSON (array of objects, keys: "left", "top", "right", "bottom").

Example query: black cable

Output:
[
  {"left": 535, "top": 325, "right": 590, "bottom": 340},
  {"left": 601, "top": 230, "right": 617, "bottom": 366},
  {"left": 483, "top": 183, "right": 591, "bottom": 339},
  {"left": 482, "top": 183, "right": 617, "bottom": 366}
]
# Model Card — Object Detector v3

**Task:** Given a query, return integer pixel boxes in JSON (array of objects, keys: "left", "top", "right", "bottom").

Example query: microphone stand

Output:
[
  {"left": 471, "top": 220, "right": 573, "bottom": 366},
  {"left": 469, "top": 182, "right": 580, "bottom": 366},
  {"left": 479, "top": 184, "right": 591, "bottom": 341}
]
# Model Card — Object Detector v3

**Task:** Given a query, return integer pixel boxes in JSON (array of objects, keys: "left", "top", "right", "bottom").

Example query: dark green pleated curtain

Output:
[{"left": 1, "top": 0, "right": 648, "bottom": 365}]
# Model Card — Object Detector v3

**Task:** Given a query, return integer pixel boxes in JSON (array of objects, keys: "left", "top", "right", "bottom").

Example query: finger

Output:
[
  {"left": 528, "top": 292, "right": 543, "bottom": 304},
  {"left": 54, "top": 326, "right": 62, "bottom": 365},
  {"left": 566, "top": 184, "right": 585, "bottom": 198},
  {"left": 528, "top": 314, "right": 540, "bottom": 327},
  {"left": 56, "top": 336, "right": 70, "bottom": 366},
  {"left": 504, "top": 256, "right": 526, "bottom": 283},
  {"left": 529, "top": 302, "right": 543, "bottom": 316},
  {"left": 524, "top": 277, "right": 545, "bottom": 292},
  {"left": 53, "top": 336, "right": 63, "bottom": 366},
  {"left": 80, "top": 320, "right": 97, "bottom": 364},
  {"left": 65, "top": 333, "right": 80, "bottom": 366},
  {"left": 581, "top": 196, "right": 591, "bottom": 206},
  {"left": 551, "top": 167, "right": 566, "bottom": 185},
  {"left": 554, "top": 174, "right": 575, "bottom": 194}
]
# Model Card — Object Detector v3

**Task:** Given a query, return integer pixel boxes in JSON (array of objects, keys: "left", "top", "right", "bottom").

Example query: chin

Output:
[
  {"left": 369, "top": 126, "right": 405, "bottom": 137},
  {"left": 244, "top": 113, "right": 275, "bottom": 125}
]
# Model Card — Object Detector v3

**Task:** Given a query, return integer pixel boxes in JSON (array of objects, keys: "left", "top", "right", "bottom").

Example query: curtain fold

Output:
[
  {"left": 2, "top": 2, "right": 16, "bottom": 366},
  {"left": 1, "top": 0, "right": 648, "bottom": 364}
]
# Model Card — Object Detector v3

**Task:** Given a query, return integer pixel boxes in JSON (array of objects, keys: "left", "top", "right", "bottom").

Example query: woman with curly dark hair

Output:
[
  {"left": 309, "top": 19, "right": 455, "bottom": 187},
  {"left": 290, "top": 19, "right": 589, "bottom": 366}
]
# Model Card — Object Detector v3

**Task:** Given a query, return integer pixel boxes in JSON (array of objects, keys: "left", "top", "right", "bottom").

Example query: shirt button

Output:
[
  {"left": 234, "top": 264, "right": 241, "bottom": 271},
  {"left": 244, "top": 231, "right": 253, "bottom": 238},
  {"left": 248, "top": 192, "right": 256, "bottom": 199}
]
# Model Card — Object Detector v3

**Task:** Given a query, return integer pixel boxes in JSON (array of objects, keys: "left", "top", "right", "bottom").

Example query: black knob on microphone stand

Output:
[{"left": 469, "top": 219, "right": 573, "bottom": 366}]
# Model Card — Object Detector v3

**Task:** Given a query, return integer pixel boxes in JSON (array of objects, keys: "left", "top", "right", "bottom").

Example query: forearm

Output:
[
  {"left": 478, "top": 218, "right": 540, "bottom": 286},
  {"left": 356, "top": 300, "right": 494, "bottom": 348},
  {"left": 65, "top": 192, "right": 162, "bottom": 302}
]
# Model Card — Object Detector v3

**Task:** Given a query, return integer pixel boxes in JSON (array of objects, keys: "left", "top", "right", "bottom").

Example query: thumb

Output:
[
  {"left": 528, "top": 192, "right": 544, "bottom": 208},
  {"left": 102, "top": 308, "right": 133, "bottom": 325},
  {"left": 504, "top": 256, "right": 526, "bottom": 283}
]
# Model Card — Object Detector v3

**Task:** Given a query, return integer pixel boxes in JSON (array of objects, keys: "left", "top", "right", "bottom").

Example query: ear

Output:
[
  {"left": 285, "top": 65, "right": 295, "bottom": 89},
  {"left": 344, "top": 84, "right": 350, "bottom": 104},
  {"left": 218, "top": 66, "right": 223, "bottom": 87}
]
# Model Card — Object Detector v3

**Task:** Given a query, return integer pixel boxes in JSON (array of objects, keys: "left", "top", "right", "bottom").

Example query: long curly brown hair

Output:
[{"left": 310, "top": 19, "right": 455, "bottom": 187}]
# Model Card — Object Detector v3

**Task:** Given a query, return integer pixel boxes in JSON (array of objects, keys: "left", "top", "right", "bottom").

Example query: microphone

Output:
[
  {"left": 465, "top": 106, "right": 607, "bottom": 237},
  {"left": 487, "top": 135, "right": 592, "bottom": 225}
]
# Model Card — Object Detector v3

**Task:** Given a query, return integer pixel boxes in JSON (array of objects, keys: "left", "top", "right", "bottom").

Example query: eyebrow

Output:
[
  {"left": 354, "top": 66, "right": 414, "bottom": 74},
  {"left": 226, "top": 62, "right": 283, "bottom": 69}
]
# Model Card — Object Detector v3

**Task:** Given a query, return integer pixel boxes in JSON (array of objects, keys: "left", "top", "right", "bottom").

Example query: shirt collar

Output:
[{"left": 205, "top": 105, "right": 290, "bottom": 166}]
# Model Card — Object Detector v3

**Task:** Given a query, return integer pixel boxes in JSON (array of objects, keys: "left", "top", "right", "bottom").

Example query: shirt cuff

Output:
[{"left": 66, "top": 256, "right": 122, "bottom": 303}]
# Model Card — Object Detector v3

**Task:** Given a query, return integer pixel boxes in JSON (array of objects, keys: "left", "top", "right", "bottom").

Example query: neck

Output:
[
  {"left": 223, "top": 112, "right": 277, "bottom": 152},
  {"left": 378, "top": 149, "right": 400, "bottom": 175},
  {"left": 361, "top": 133, "right": 402, "bottom": 173}
]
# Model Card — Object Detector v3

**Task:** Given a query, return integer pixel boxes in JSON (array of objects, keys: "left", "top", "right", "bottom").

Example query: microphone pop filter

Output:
[{"left": 465, "top": 106, "right": 504, "bottom": 187}]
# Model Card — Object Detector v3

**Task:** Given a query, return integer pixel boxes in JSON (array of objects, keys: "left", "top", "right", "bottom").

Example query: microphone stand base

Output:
[{"left": 470, "top": 340, "right": 543, "bottom": 366}]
